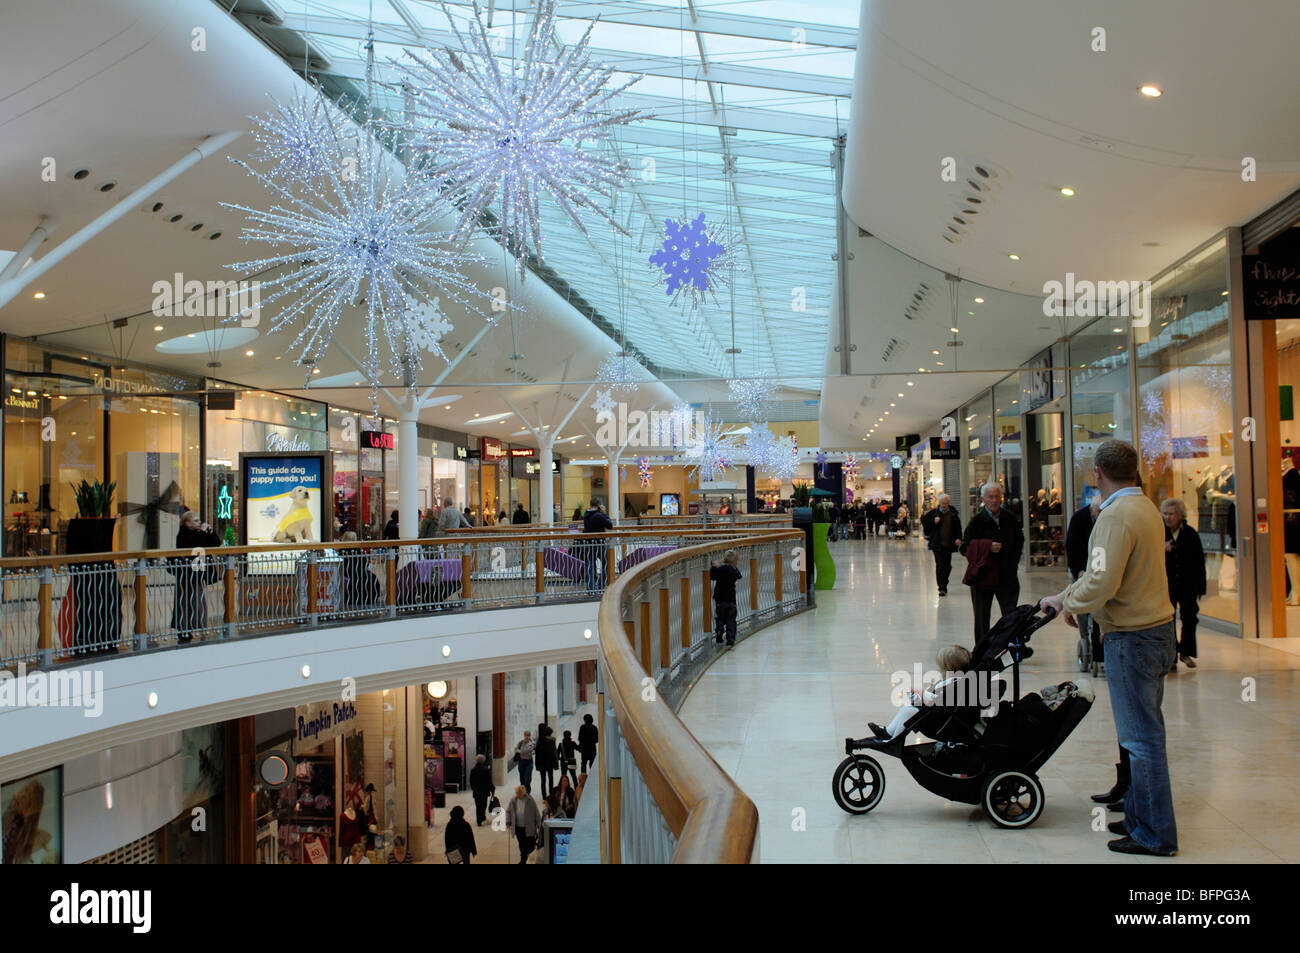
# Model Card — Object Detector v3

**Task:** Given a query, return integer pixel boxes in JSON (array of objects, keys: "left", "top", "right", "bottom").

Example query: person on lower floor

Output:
[
  {"left": 469, "top": 753, "right": 494, "bottom": 826},
  {"left": 514, "top": 731, "right": 536, "bottom": 794},
  {"left": 444, "top": 805, "right": 477, "bottom": 864},
  {"left": 559, "top": 729, "right": 580, "bottom": 786},
  {"left": 386, "top": 835, "right": 412, "bottom": 863},
  {"left": 505, "top": 786, "right": 542, "bottom": 864},
  {"left": 1042, "top": 439, "right": 1178, "bottom": 857},
  {"left": 710, "top": 549, "right": 743, "bottom": 646},
  {"left": 1162, "top": 497, "right": 1205, "bottom": 670},
  {"left": 960, "top": 482, "right": 1024, "bottom": 644},
  {"left": 920, "top": 494, "right": 962, "bottom": 596},
  {"left": 535, "top": 725, "right": 558, "bottom": 797},
  {"left": 578, "top": 713, "right": 598, "bottom": 775}
]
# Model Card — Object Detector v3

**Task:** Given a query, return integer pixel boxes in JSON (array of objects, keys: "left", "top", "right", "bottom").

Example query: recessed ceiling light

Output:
[
  {"left": 245, "top": 349, "right": 255, "bottom": 356},
  {"left": 312, "top": 367, "right": 320, "bottom": 374},
  {"left": 153, "top": 324, "right": 164, "bottom": 331},
  {"left": 1059, "top": 187, "right": 1075, "bottom": 197},
  {"left": 890, "top": 402, "right": 896, "bottom": 407},
  {"left": 1139, "top": 84, "right": 1162, "bottom": 97},
  {"left": 445, "top": 405, "right": 452, "bottom": 409},
  {"left": 951, "top": 327, "right": 960, "bottom": 333},
  {"left": 1008, "top": 254, "right": 1020, "bottom": 260},
  {"left": 973, "top": 297, "right": 984, "bottom": 304},
  {"left": 935, "top": 361, "right": 944, "bottom": 366},
  {"left": 907, "top": 382, "right": 914, "bottom": 387},
  {"left": 32, "top": 292, "right": 44, "bottom": 299},
  {"left": 968, "top": 311, "right": 975, "bottom": 315},
  {"left": 1221, "top": 290, "right": 1229, "bottom": 296},
  {"left": 932, "top": 349, "right": 940, "bottom": 355}
]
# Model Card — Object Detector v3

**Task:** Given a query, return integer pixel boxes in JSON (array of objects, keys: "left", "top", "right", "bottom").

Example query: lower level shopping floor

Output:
[{"left": 678, "top": 537, "right": 1299, "bottom": 863}]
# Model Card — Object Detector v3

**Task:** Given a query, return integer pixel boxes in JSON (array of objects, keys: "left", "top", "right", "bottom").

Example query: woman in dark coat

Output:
[
  {"left": 1162, "top": 498, "right": 1206, "bottom": 668},
  {"left": 443, "top": 804, "right": 477, "bottom": 864},
  {"left": 172, "top": 510, "right": 221, "bottom": 642}
]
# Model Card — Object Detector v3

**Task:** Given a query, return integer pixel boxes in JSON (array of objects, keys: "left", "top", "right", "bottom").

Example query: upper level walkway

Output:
[{"left": 675, "top": 539, "right": 1299, "bottom": 863}]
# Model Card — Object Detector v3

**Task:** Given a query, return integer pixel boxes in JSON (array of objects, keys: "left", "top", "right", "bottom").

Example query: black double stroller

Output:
[{"left": 834, "top": 604, "right": 1092, "bottom": 829}]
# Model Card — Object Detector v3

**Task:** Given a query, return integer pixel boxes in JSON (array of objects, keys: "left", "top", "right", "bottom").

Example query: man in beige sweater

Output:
[{"left": 1041, "top": 440, "right": 1178, "bottom": 857}]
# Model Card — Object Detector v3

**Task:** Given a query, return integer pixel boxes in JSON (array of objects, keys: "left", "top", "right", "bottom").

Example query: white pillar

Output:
[
  {"left": 398, "top": 397, "right": 420, "bottom": 538},
  {"left": 608, "top": 452, "right": 621, "bottom": 523},
  {"left": 539, "top": 439, "right": 555, "bottom": 526}
]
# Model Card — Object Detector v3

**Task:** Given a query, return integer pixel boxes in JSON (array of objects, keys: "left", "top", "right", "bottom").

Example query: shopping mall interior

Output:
[{"left": 0, "top": 0, "right": 1297, "bottom": 894}]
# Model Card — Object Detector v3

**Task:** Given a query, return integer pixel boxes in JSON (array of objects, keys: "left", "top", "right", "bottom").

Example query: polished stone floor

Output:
[{"left": 678, "top": 537, "right": 1299, "bottom": 864}]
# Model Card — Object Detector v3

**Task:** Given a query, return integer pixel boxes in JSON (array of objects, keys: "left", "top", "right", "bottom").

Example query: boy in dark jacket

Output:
[
  {"left": 577, "top": 713, "right": 598, "bottom": 775},
  {"left": 709, "top": 549, "right": 744, "bottom": 646}
]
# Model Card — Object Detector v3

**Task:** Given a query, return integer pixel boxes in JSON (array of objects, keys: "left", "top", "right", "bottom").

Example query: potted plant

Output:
[{"left": 64, "top": 478, "right": 120, "bottom": 655}]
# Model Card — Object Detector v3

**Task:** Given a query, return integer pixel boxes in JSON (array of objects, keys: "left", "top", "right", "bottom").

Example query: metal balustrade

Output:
[
  {"left": 0, "top": 525, "right": 792, "bottom": 672},
  {"left": 595, "top": 528, "right": 811, "bottom": 864}
]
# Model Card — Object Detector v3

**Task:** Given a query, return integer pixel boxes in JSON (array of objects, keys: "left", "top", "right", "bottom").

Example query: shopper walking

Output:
[
  {"left": 577, "top": 713, "right": 598, "bottom": 775},
  {"left": 709, "top": 549, "right": 744, "bottom": 646},
  {"left": 582, "top": 498, "right": 613, "bottom": 591},
  {"left": 920, "top": 494, "right": 962, "bottom": 596},
  {"left": 559, "top": 729, "right": 580, "bottom": 786},
  {"left": 511, "top": 502, "right": 531, "bottom": 525},
  {"left": 554, "top": 775, "right": 577, "bottom": 818},
  {"left": 1042, "top": 440, "right": 1178, "bottom": 857},
  {"left": 469, "top": 754, "right": 494, "bottom": 826},
  {"left": 505, "top": 786, "right": 542, "bottom": 864},
  {"left": 419, "top": 507, "right": 437, "bottom": 539},
  {"left": 172, "top": 510, "right": 221, "bottom": 641},
  {"left": 443, "top": 804, "right": 477, "bottom": 864},
  {"left": 513, "top": 731, "right": 536, "bottom": 794},
  {"left": 960, "top": 483, "right": 1025, "bottom": 643},
  {"left": 535, "top": 725, "right": 558, "bottom": 797},
  {"left": 1162, "top": 498, "right": 1206, "bottom": 670},
  {"left": 382, "top": 510, "right": 400, "bottom": 540},
  {"left": 435, "top": 497, "right": 472, "bottom": 536}
]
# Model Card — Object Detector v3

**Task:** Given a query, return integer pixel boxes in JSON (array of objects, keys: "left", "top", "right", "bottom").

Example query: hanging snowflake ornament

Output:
[
  {"left": 591, "top": 387, "right": 616, "bottom": 417},
  {"left": 682, "top": 414, "right": 740, "bottom": 482},
  {"left": 844, "top": 454, "right": 860, "bottom": 480},
  {"left": 404, "top": 295, "right": 454, "bottom": 359},
  {"left": 654, "top": 402, "right": 696, "bottom": 447},
  {"left": 649, "top": 212, "right": 742, "bottom": 310},
  {"left": 249, "top": 90, "right": 355, "bottom": 185},
  {"left": 395, "top": 0, "right": 645, "bottom": 277},
  {"left": 727, "top": 378, "right": 773, "bottom": 422},
  {"left": 816, "top": 450, "right": 828, "bottom": 479},
  {"left": 224, "top": 96, "right": 500, "bottom": 401},
  {"left": 743, "top": 424, "right": 778, "bottom": 471},
  {"left": 765, "top": 436, "right": 800, "bottom": 482},
  {"left": 638, "top": 457, "right": 652, "bottom": 488},
  {"left": 595, "top": 352, "right": 643, "bottom": 394}
]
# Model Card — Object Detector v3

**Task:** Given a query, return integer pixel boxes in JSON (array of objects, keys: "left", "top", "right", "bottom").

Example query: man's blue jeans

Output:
[
  {"left": 517, "top": 759, "right": 534, "bottom": 795},
  {"left": 1104, "top": 621, "right": 1178, "bottom": 855}
]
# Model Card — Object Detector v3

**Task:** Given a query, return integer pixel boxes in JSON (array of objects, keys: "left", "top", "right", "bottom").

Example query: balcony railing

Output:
[
  {"left": 0, "top": 525, "right": 792, "bottom": 672},
  {"left": 595, "top": 527, "right": 810, "bottom": 863}
]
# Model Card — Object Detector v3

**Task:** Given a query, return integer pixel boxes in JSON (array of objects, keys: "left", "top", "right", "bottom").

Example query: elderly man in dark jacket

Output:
[
  {"left": 920, "top": 494, "right": 963, "bottom": 596},
  {"left": 1161, "top": 498, "right": 1206, "bottom": 669},
  {"left": 960, "top": 482, "right": 1024, "bottom": 643}
]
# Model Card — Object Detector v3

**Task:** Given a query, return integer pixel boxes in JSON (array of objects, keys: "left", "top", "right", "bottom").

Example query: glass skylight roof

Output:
[{"left": 229, "top": 0, "right": 858, "bottom": 382}]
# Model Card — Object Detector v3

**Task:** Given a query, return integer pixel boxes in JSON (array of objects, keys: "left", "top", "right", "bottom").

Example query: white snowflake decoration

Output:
[
  {"left": 224, "top": 94, "right": 500, "bottom": 398},
  {"left": 683, "top": 414, "right": 740, "bottom": 482},
  {"left": 404, "top": 296, "right": 453, "bottom": 359},
  {"left": 591, "top": 387, "right": 616, "bottom": 417},
  {"left": 728, "top": 378, "right": 774, "bottom": 422},
  {"left": 250, "top": 90, "right": 354, "bottom": 184},
  {"left": 765, "top": 436, "right": 800, "bottom": 481},
  {"left": 395, "top": 0, "right": 644, "bottom": 277},
  {"left": 743, "top": 424, "right": 778, "bottom": 470},
  {"left": 595, "top": 352, "right": 642, "bottom": 394}
]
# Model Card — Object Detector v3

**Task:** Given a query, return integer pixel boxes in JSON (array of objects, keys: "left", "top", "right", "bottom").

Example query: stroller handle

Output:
[{"left": 1027, "top": 603, "right": 1057, "bottom": 634}]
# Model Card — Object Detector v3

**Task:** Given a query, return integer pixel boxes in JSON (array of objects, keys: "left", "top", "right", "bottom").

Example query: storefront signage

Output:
[
  {"left": 361, "top": 429, "right": 394, "bottom": 450},
  {"left": 466, "top": 448, "right": 481, "bottom": 459},
  {"left": 266, "top": 431, "right": 311, "bottom": 453},
  {"left": 889, "top": 454, "right": 903, "bottom": 470},
  {"left": 929, "top": 436, "right": 960, "bottom": 460},
  {"left": 93, "top": 374, "right": 165, "bottom": 395},
  {"left": 524, "top": 460, "right": 542, "bottom": 475},
  {"left": 292, "top": 699, "right": 358, "bottom": 754},
  {"left": 454, "top": 444, "right": 469, "bottom": 460},
  {"left": 1243, "top": 254, "right": 1300, "bottom": 320},
  {"left": 481, "top": 437, "right": 506, "bottom": 461},
  {"left": 895, "top": 434, "right": 920, "bottom": 452},
  {"left": 509, "top": 447, "right": 535, "bottom": 458},
  {"left": 4, "top": 394, "right": 38, "bottom": 410}
]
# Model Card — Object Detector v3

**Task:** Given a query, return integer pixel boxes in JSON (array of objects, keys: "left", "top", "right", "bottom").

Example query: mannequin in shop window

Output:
[{"left": 1283, "top": 456, "right": 1300, "bottom": 606}]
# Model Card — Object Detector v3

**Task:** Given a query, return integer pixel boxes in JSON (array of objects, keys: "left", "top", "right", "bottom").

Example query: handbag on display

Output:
[{"left": 446, "top": 848, "right": 464, "bottom": 864}]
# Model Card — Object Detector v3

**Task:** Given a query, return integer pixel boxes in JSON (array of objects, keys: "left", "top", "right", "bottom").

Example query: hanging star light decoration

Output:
[
  {"left": 765, "top": 436, "right": 800, "bottom": 482},
  {"left": 649, "top": 212, "right": 743, "bottom": 310},
  {"left": 224, "top": 95, "right": 500, "bottom": 404},
  {"left": 743, "top": 424, "right": 778, "bottom": 471},
  {"left": 728, "top": 378, "right": 773, "bottom": 422},
  {"left": 638, "top": 456, "right": 652, "bottom": 488},
  {"left": 595, "top": 352, "right": 643, "bottom": 394},
  {"left": 249, "top": 89, "right": 354, "bottom": 185},
  {"left": 654, "top": 402, "right": 696, "bottom": 447},
  {"left": 591, "top": 387, "right": 616, "bottom": 417},
  {"left": 816, "top": 450, "right": 828, "bottom": 479},
  {"left": 395, "top": 0, "right": 645, "bottom": 277},
  {"left": 844, "top": 454, "right": 861, "bottom": 480},
  {"left": 682, "top": 414, "right": 740, "bottom": 482}
]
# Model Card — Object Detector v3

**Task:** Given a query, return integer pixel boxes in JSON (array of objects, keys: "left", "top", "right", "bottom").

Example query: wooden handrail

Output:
[{"left": 597, "top": 528, "right": 802, "bottom": 864}]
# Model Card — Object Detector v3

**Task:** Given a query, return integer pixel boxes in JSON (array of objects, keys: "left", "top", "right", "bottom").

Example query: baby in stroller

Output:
[{"left": 869, "top": 645, "right": 973, "bottom": 740}]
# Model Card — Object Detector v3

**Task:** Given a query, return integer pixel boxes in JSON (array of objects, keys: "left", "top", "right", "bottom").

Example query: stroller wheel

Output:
[
  {"left": 832, "top": 755, "right": 885, "bottom": 815},
  {"left": 982, "top": 770, "right": 1044, "bottom": 829}
]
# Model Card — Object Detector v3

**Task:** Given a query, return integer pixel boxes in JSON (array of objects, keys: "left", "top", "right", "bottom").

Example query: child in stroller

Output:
[
  {"left": 870, "top": 645, "right": 972, "bottom": 740},
  {"left": 833, "top": 604, "right": 1093, "bottom": 829}
]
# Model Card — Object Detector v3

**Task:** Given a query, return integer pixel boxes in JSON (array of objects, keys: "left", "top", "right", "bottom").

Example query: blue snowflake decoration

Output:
[
  {"left": 649, "top": 212, "right": 739, "bottom": 310},
  {"left": 816, "top": 450, "right": 828, "bottom": 479}
]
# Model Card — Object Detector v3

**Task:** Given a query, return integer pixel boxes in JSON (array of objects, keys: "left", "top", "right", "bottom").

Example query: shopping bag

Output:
[
  {"left": 1218, "top": 553, "right": 1237, "bottom": 592},
  {"left": 446, "top": 848, "right": 464, "bottom": 864}
]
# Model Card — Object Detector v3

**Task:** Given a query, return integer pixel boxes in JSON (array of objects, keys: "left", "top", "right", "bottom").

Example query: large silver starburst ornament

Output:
[
  {"left": 765, "top": 436, "right": 800, "bottom": 481},
  {"left": 595, "top": 352, "right": 643, "bottom": 394},
  {"left": 224, "top": 96, "right": 499, "bottom": 399},
  {"left": 728, "top": 378, "right": 774, "bottom": 422},
  {"left": 250, "top": 90, "right": 354, "bottom": 185},
  {"left": 683, "top": 414, "right": 740, "bottom": 482},
  {"left": 743, "top": 424, "right": 778, "bottom": 471},
  {"left": 654, "top": 402, "right": 695, "bottom": 447},
  {"left": 395, "top": 0, "right": 645, "bottom": 277}
]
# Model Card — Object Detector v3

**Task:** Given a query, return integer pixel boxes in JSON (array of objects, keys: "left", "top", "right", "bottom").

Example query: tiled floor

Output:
[{"left": 678, "top": 537, "right": 1299, "bottom": 863}]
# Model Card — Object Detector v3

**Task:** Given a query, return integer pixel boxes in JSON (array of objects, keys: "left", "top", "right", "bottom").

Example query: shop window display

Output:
[
  {"left": 1134, "top": 238, "right": 1235, "bottom": 624},
  {"left": 962, "top": 394, "right": 993, "bottom": 519},
  {"left": 1070, "top": 321, "right": 1134, "bottom": 510}
]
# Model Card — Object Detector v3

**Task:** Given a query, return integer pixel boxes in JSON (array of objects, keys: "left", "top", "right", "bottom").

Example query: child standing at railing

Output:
[{"left": 709, "top": 549, "right": 743, "bottom": 647}]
